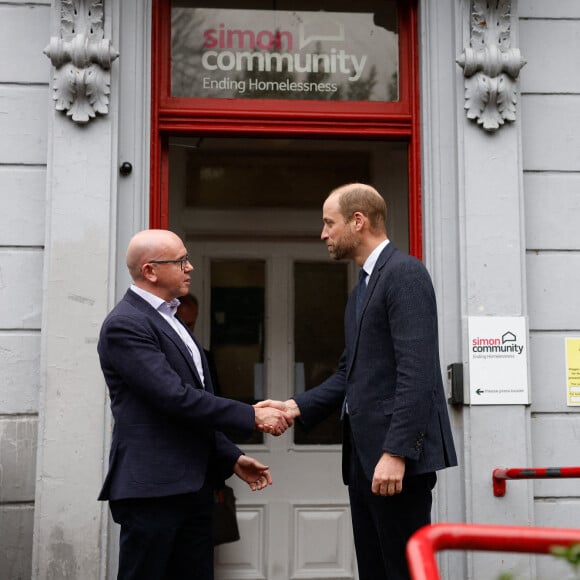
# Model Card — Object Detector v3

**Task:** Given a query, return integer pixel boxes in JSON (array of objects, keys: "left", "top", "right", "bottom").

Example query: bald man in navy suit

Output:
[
  {"left": 98, "top": 229, "right": 292, "bottom": 580},
  {"left": 258, "top": 183, "right": 457, "bottom": 580}
]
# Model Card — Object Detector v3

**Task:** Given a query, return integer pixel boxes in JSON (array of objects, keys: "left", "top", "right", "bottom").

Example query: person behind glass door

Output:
[
  {"left": 97, "top": 229, "right": 293, "bottom": 580},
  {"left": 257, "top": 184, "right": 458, "bottom": 580},
  {"left": 177, "top": 292, "right": 237, "bottom": 548},
  {"left": 178, "top": 292, "right": 222, "bottom": 396}
]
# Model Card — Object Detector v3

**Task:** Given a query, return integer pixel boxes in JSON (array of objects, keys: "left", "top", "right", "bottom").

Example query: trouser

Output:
[
  {"left": 348, "top": 436, "right": 436, "bottom": 580},
  {"left": 110, "top": 488, "right": 214, "bottom": 580}
]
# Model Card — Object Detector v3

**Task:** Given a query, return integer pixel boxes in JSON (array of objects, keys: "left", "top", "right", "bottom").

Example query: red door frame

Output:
[{"left": 150, "top": 0, "right": 423, "bottom": 259}]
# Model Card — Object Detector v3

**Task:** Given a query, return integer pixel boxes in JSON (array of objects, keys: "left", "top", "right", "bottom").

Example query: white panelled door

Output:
[{"left": 188, "top": 240, "right": 358, "bottom": 580}]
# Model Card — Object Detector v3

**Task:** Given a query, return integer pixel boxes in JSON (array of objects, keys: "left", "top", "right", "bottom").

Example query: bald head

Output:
[
  {"left": 126, "top": 229, "right": 184, "bottom": 281},
  {"left": 328, "top": 183, "right": 387, "bottom": 234}
]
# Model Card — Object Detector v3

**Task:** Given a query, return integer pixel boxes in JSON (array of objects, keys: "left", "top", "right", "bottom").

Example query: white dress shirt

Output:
[{"left": 362, "top": 238, "right": 390, "bottom": 283}]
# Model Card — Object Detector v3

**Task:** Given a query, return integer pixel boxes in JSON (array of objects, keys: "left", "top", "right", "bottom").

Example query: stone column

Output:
[
  {"left": 32, "top": 1, "right": 119, "bottom": 577},
  {"left": 458, "top": 0, "right": 533, "bottom": 578},
  {"left": 421, "top": 0, "right": 532, "bottom": 578}
]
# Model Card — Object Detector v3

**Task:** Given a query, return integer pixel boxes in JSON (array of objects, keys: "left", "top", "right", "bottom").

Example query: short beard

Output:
[{"left": 331, "top": 231, "right": 358, "bottom": 261}]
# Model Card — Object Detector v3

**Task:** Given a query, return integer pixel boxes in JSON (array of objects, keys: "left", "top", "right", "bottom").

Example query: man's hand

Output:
[
  {"left": 234, "top": 455, "right": 273, "bottom": 491},
  {"left": 253, "top": 404, "right": 294, "bottom": 436},
  {"left": 372, "top": 452, "right": 406, "bottom": 496},
  {"left": 255, "top": 399, "right": 301, "bottom": 420}
]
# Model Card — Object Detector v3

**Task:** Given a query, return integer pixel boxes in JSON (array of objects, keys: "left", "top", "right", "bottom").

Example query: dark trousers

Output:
[
  {"left": 110, "top": 489, "right": 214, "bottom": 580},
  {"left": 348, "top": 439, "right": 436, "bottom": 580}
]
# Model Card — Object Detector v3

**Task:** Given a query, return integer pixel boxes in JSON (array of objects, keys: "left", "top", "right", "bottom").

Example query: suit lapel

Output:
[
  {"left": 176, "top": 316, "right": 213, "bottom": 392},
  {"left": 125, "top": 290, "right": 205, "bottom": 388},
  {"left": 346, "top": 244, "right": 397, "bottom": 374},
  {"left": 351, "top": 243, "right": 396, "bottom": 324}
]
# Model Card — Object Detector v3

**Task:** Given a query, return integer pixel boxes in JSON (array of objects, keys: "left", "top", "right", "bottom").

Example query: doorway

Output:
[{"left": 168, "top": 136, "right": 409, "bottom": 579}]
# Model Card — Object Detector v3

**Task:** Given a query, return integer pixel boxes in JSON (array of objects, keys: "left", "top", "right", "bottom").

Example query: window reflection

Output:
[{"left": 171, "top": 1, "right": 398, "bottom": 102}]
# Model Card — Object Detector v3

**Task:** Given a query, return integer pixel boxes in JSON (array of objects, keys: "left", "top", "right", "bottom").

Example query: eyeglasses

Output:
[{"left": 148, "top": 255, "right": 191, "bottom": 271}]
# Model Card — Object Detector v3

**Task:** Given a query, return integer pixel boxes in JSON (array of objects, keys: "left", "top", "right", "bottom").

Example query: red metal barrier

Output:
[
  {"left": 407, "top": 523, "right": 580, "bottom": 580},
  {"left": 493, "top": 466, "right": 580, "bottom": 497}
]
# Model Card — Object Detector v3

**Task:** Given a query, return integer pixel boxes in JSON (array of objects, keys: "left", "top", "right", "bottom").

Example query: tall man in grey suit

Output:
[
  {"left": 258, "top": 183, "right": 457, "bottom": 580},
  {"left": 98, "top": 229, "right": 292, "bottom": 580}
]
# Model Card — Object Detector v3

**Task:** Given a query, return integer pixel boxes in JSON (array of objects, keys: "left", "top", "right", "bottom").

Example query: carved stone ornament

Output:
[
  {"left": 44, "top": 1, "right": 119, "bottom": 124},
  {"left": 456, "top": 0, "right": 526, "bottom": 132}
]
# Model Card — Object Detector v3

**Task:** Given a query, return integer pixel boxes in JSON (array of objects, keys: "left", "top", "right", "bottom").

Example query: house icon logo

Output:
[{"left": 502, "top": 331, "right": 516, "bottom": 344}]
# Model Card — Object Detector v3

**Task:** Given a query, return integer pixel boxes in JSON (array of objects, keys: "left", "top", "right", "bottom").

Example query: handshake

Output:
[{"left": 252, "top": 399, "right": 301, "bottom": 436}]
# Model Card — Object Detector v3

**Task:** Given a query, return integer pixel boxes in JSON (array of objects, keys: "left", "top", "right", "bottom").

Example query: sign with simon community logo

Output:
[
  {"left": 171, "top": 7, "right": 398, "bottom": 101},
  {"left": 468, "top": 316, "right": 529, "bottom": 405}
]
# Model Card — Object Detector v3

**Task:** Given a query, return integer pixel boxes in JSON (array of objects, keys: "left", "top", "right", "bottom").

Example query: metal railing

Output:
[
  {"left": 493, "top": 466, "right": 580, "bottom": 497},
  {"left": 406, "top": 522, "right": 580, "bottom": 580}
]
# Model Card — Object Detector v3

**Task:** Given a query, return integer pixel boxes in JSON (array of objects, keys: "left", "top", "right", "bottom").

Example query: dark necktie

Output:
[{"left": 356, "top": 268, "right": 367, "bottom": 318}]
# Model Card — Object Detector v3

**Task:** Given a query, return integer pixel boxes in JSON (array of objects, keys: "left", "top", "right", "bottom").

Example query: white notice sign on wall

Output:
[{"left": 468, "top": 316, "right": 529, "bottom": 405}]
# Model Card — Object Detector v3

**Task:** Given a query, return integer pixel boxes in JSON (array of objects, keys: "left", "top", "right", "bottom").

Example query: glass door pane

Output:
[
  {"left": 293, "top": 261, "right": 348, "bottom": 444},
  {"left": 210, "top": 259, "right": 265, "bottom": 444}
]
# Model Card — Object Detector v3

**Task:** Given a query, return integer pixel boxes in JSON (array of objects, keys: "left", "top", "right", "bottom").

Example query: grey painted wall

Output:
[
  {"left": 520, "top": 1, "right": 580, "bottom": 578},
  {"left": 1, "top": 0, "right": 579, "bottom": 578},
  {"left": 0, "top": 2, "right": 49, "bottom": 578}
]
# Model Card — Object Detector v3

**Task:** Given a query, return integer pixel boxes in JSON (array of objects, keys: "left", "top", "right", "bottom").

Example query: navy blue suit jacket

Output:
[
  {"left": 97, "top": 289, "right": 255, "bottom": 501},
  {"left": 294, "top": 244, "right": 457, "bottom": 483}
]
